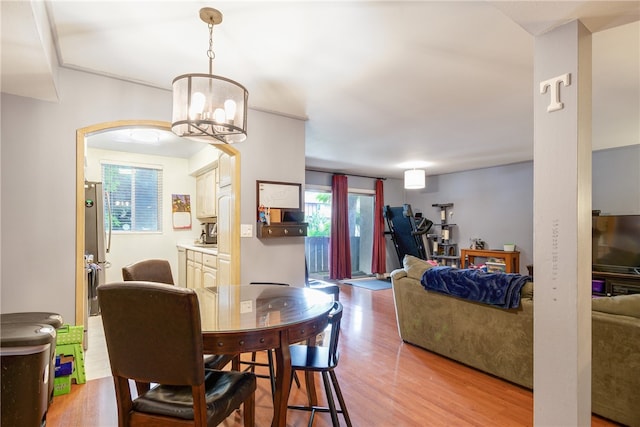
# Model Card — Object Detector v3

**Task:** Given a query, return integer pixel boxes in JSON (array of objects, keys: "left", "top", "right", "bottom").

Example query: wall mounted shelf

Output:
[{"left": 257, "top": 222, "right": 308, "bottom": 238}]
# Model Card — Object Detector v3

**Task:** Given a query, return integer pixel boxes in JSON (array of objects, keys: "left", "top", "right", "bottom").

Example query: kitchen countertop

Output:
[{"left": 177, "top": 243, "right": 218, "bottom": 255}]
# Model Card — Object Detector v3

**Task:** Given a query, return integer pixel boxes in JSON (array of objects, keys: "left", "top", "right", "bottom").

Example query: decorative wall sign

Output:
[
  {"left": 172, "top": 194, "right": 192, "bottom": 229},
  {"left": 540, "top": 73, "right": 571, "bottom": 112}
]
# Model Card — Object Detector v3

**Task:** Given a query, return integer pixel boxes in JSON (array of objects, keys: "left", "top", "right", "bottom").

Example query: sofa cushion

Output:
[
  {"left": 521, "top": 281, "right": 533, "bottom": 299},
  {"left": 403, "top": 255, "right": 434, "bottom": 281},
  {"left": 592, "top": 294, "right": 640, "bottom": 319}
]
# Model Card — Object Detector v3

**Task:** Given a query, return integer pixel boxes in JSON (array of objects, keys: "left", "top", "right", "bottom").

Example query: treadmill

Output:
[{"left": 384, "top": 204, "right": 433, "bottom": 265}]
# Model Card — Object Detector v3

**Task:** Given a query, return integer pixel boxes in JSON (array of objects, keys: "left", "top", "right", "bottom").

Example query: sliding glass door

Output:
[
  {"left": 304, "top": 189, "right": 374, "bottom": 279},
  {"left": 348, "top": 192, "right": 374, "bottom": 277}
]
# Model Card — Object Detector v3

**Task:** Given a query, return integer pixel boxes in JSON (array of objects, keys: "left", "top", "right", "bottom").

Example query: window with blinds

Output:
[{"left": 101, "top": 162, "right": 163, "bottom": 232}]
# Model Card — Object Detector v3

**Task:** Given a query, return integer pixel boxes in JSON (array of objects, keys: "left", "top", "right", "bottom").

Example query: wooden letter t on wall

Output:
[{"left": 540, "top": 73, "right": 571, "bottom": 112}]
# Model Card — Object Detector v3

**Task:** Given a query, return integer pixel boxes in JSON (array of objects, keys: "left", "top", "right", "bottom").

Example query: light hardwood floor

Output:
[{"left": 47, "top": 284, "right": 620, "bottom": 426}]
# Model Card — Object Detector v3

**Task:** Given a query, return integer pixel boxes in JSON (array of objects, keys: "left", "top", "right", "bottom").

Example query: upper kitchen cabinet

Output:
[
  {"left": 196, "top": 168, "right": 217, "bottom": 219},
  {"left": 218, "top": 152, "right": 232, "bottom": 188}
]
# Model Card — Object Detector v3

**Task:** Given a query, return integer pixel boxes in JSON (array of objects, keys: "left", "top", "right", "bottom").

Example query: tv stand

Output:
[{"left": 592, "top": 271, "right": 640, "bottom": 296}]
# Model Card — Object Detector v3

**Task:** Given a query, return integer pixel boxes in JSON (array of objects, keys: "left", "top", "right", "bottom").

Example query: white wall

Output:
[
  {"left": 0, "top": 67, "right": 307, "bottom": 323},
  {"left": 85, "top": 148, "right": 200, "bottom": 283}
]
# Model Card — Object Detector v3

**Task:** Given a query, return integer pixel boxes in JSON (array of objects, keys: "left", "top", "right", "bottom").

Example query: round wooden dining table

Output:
[{"left": 194, "top": 284, "right": 334, "bottom": 427}]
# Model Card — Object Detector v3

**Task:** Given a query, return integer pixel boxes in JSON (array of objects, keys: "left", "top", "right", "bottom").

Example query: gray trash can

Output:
[
  {"left": 1, "top": 312, "right": 63, "bottom": 406},
  {"left": 1, "top": 323, "right": 56, "bottom": 427},
  {"left": 1, "top": 313, "right": 63, "bottom": 329}
]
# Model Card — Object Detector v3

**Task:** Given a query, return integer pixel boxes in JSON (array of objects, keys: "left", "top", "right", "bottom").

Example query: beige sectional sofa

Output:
[{"left": 391, "top": 255, "right": 640, "bottom": 427}]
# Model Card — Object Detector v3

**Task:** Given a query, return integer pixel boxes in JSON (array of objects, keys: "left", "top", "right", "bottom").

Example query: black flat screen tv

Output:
[{"left": 592, "top": 215, "right": 640, "bottom": 275}]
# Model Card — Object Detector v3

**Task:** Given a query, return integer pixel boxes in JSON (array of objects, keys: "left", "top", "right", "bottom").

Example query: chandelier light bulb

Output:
[
  {"left": 188, "top": 92, "right": 206, "bottom": 120},
  {"left": 224, "top": 99, "right": 236, "bottom": 121},
  {"left": 213, "top": 108, "right": 226, "bottom": 124}
]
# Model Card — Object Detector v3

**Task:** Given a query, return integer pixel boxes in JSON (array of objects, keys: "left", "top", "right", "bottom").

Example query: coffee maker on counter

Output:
[{"left": 200, "top": 222, "right": 217, "bottom": 245}]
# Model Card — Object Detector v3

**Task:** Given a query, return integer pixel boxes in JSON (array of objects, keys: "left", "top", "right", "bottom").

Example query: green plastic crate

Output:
[
  {"left": 53, "top": 375, "right": 71, "bottom": 396},
  {"left": 56, "top": 324, "right": 83, "bottom": 345}
]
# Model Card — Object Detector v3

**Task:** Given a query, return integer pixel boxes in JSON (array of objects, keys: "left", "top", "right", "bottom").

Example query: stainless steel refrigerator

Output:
[{"left": 85, "top": 181, "right": 111, "bottom": 316}]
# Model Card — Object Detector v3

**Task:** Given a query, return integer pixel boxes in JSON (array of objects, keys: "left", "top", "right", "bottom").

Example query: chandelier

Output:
[{"left": 171, "top": 7, "right": 248, "bottom": 144}]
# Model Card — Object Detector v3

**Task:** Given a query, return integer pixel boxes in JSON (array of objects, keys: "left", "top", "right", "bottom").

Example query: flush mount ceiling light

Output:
[
  {"left": 129, "top": 129, "right": 160, "bottom": 143},
  {"left": 171, "top": 7, "right": 248, "bottom": 144},
  {"left": 404, "top": 169, "right": 426, "bottom": 189}
]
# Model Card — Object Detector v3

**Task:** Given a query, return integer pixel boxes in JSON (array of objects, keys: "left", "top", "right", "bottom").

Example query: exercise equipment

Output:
[{"left": 384, "top": 204, "right": 433, "bottom": 264}]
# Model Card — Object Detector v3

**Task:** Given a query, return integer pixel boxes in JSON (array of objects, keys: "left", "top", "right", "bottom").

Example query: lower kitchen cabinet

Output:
[
  {"left": 184, "top": 248, "right": 217, "bottom": 289},
  {"left": 202, "top": 253, "right": 217, "bottom": 287}
]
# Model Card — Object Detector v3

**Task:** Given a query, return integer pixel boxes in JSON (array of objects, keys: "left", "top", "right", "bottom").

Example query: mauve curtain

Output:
[
  {"left": 330, "top": 174, "right": 351, "bottom": 280},
  {"left": 371, "top": 179, "right": 386, "bottom": 274}
]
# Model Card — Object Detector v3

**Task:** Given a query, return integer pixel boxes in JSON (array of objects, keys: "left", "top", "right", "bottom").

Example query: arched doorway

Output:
[{"left": 74, "top": 120, "right": 241, "bottom": 327}]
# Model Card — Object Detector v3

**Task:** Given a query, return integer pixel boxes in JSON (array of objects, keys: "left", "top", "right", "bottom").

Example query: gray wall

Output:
[
  {"left": 1, "top": 67, "right": 307, "bottom": 323},
  {"left": 404, "top": 144, "right": 640, "bottom": 274},
  {"left": 593, "top": 145, "right": 640, "bottom": 215},
  {"left": 406, "top": 162, "right": 534, "bottom": 273},
  {"left": 1, "top": 64, "right": 636, "bottom": 323},
  {"left": 1, "top": 68, "right": 170, "bottom": 324},
  {"left": 240, "top": 110, "right": 306, "bottom": 285}
]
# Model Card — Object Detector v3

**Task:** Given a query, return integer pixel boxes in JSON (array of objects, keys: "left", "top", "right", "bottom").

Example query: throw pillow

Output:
[
  {"left": 592, "top": 294, "right": 640, "bottom": 319},
  {"left": 403, "top": 255, "right": 434, "bottom": 281}
]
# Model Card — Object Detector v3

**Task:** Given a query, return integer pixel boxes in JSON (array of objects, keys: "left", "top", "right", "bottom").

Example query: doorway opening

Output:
[
  {"left": 74, "top": 120, "right": 241, "bottom": 331},
  {"left": 304, "top": 189, "right": 375, "bottom": 280}
]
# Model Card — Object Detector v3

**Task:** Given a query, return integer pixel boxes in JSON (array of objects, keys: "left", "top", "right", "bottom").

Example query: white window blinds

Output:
[{"left": 101, "top": 162, "right": 163, "bottom": 232}]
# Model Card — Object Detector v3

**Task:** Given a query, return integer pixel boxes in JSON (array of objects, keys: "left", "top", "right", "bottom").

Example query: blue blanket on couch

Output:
[{"left": 421, "top": 266, "right": 530, "bottom": 309}]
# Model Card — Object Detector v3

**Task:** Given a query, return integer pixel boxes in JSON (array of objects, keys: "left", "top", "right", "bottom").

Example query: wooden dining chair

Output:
[
  {"left": 122, "top": 259, "right": 234, "bottom": 371},
  {"left": 122, "top": 259, "right": 174, "bottom": 284},
  {"left": 98, "top": 281, "right": 257, "bottom": 426},
  {"left": 287, "top": 301, "right": 352, "bottom": 427}
]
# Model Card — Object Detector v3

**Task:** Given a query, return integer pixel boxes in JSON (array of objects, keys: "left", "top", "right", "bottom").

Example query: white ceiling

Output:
[{"left": 2, "top": 1, "right": 639, "bottom": 179}]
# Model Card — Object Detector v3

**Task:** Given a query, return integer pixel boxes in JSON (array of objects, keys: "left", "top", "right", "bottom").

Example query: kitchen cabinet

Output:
[
  {"left": 196, "top": 169, "right": 217, "bottom": 219},
  {"left": 202, "top": 253, "right": 217, "bottom": 287},
  {"left": 177, "top": 246, "right": 186, "bottom": 287},
  {"left": 186, "top": 259, "right": 195, "bottom": 288},
  {"left": 185, "top": 248, "right": 215, "bottom": 289},
  {"left": 217, "top": 187, "right": 233, "bottom": 286},
  {"left": 218, "top": 152, "right": 232, "bottom": 188}
]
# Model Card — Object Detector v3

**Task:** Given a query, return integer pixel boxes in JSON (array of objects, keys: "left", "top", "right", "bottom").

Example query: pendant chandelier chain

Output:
[{"left": 207, "top": 23, "right": 215, "bottom": 75}]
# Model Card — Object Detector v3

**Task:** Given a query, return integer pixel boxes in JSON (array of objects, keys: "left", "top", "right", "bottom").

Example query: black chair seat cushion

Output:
[
  {"left": 203, "top": 353, "right": 235, "bottom": 370},
  {"left": 133, "top": 370, "right": 256, "bottom": 424},
  {"left": 290, "top": 345, "right": 338, "bottom": 371},
  {"left": 307, "top": 281, "right": 340, "bottom": 300}
]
